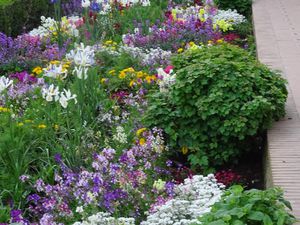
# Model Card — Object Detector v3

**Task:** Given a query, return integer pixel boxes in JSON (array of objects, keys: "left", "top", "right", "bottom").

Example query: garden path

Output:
[{"left": 253, "top": 0, "right": 300, "bottom": 220}]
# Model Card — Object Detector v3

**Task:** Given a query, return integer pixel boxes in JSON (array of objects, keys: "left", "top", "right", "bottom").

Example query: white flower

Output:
[
  {"left": 59, "top": 89, "right": 77, "bottom": 108},
  {"left": 73, "top": 212, "right": 135, "bottom": 225},
  {"left": 112, "top": 126, "right": 127, "bottom": 144},
  {"left": 75, "top": 206, "right": 84, "bottom": 213},
  {"left": 0, "top": 76, "right": 13, "bottom": 93},
  {"left": 43, "top": 63, "right": 68, "bottom": 80},
  {"left": 73, "top": 66, "right": 89, "bottom": 80},
  {"left": 66, "top": 43, "right": 95, "bottom": 70},
  {"left": 141, "top": 175, "right": 224, "bottom": 225},
  {"left": 42, "top": 84, "right": 60, "bottom": 102},
  {"left": 82, "top": 0, "right": 91, "bottom": 8},
  {"left": 213, "top": 9, "right": 246, "bottom": 25},
  {"left": 157, "top": 68, "right": 176, "bottom": 93}
]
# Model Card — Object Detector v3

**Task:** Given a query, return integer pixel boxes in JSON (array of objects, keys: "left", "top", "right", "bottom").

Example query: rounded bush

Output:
[{"left": 145, "top": 44, "right": 287, "bottom": 170}]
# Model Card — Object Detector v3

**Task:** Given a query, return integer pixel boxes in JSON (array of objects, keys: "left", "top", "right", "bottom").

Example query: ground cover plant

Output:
[{"left": 0, "top": 0, "right": 296, "bottom": 224}]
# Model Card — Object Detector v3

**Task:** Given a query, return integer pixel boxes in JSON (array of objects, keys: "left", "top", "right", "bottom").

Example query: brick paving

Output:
[{"left": 252, "top": 0, "right": 300, "bottom": 220}]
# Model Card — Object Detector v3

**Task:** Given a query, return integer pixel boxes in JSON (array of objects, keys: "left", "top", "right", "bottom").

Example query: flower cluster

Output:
[
  {"left": 43, "top": 60, "right": 70, "bottom": 80},
  {"left": 73, "top": 212, "right": 135, "bottom": 225},
  {"left": 156, "top": 66, "right": 176, "bottom": 93},
  {"left": 25, "top": 128, "right": 172, "bottom": 224},
  {"left": 141, "top": 174, "right": 224, "bottom": 225},
  {"left": 81, "top": 0, "right": 151, "bottom": 13},
  {"left": 0, "top": 32, "right": 67, "bottom": 67},
  {"left": 122, "top": 13, "right": 220, "bottom": 51},
  {"left": 42, "top": 84, "right": 77, "bottom": 108},
  {"left": 29, "top": 16, "right": 82, "bottom": 38},
  {"left": 101, "top": 67, "right": 157, "bottom": 90},
  {"left": 213, "top": 9, "right": 246, "bottom": 26},
  {"left": 215, "top": 169, "right": 242, "bottom": 187},
  {"left": 67, "top": 43, "right": 95, "bottom": 80}
]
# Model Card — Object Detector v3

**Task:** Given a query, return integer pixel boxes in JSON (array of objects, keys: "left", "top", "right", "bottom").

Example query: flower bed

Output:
[{"left": 0, "top": 0, "right": 296, "bottom": 224}]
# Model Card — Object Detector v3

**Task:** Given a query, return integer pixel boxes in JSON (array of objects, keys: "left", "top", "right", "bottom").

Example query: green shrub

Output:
[
  {"left": 197, "top": 185, "right": 296, "bottom": 225},
  {"left": 0, "top": 0, "right": 53, "bottom": 37},
  {"left": 214, "top": 0, "right": 252, "bottom": 18},
  {"left": 145, "top": 44, "right": 287, "bottom": 171}
]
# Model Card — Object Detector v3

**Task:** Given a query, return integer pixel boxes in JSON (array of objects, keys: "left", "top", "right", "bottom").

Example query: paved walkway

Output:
[{"left": 252, "top": 0, "right": 300, "bottom": 220}]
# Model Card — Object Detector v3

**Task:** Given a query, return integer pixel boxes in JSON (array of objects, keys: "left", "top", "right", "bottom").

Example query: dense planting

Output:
[
  {"left": 0, "top": 0, "right": 295, "bottom": 224},
  {"left": 145, "top": 44, "right": 287, "bottom": 170}
]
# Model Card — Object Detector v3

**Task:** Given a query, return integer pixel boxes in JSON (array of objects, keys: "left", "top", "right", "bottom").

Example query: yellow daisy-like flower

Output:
[
  {"left": 181, "top": 146, "right": 188, "bottom": 155},
  {"left": 32, "top": 66, "right": 43, "bottom": 75},
  {"left": 136, "top": 71, "right": 144, "bottom": 78},
  {"left": 139, "top": 138, "right": 146, "bottom": 146},
  {"left": 145, "top": 75, "right": 153, "bottom": 83},
  {"left": 119, "top": 71, "right": 126, "bottom": 79},
  {"left": 37, "top": 124, "right": 47, "bottom": 129},
  {"left": 136, "top": 128, "right": 147, "bottom": 137},
  {"left": 216, "top": 39, "right": 224, "bottom": 44}
]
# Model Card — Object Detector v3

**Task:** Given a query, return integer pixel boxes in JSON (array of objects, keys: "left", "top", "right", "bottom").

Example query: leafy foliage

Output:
[
  {"left": 145, "top": 44, "right": 287, "bottom": 171},
  {"left": 197, "top": 185, "right": 296, "bottom": 225},
  {"left": 0, "top": 0, "right": 53, "bottom": 37},
  {"left": 214, "top": 0, "right": 252, "bottom": 18}
]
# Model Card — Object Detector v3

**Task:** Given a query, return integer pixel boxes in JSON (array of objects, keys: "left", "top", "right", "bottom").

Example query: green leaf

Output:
[{"left": 248, "top": 211, "right": 265, "bottom": 221}]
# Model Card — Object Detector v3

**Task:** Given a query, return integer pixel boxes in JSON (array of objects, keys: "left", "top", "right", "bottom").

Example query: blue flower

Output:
[{"left": 90, "top": 2, "right": 101, "bottom": 12}]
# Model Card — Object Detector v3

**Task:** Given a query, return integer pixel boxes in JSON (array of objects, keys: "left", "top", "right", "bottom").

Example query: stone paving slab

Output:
[{"left": 253, "top": 0, "right": 300, "bottom": 221}]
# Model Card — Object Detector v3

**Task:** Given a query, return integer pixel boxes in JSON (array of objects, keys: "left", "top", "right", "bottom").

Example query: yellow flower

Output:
[
  {"left": 50, "top": 60, "right": 60, "bottom": 65},
  {"left": 181, "top": 146, "right": 188, "bottom": 155},
  {"left": 129, "top": 80, "right": 136, "bottom": 87},
  {"left": 108, "top": 69, "right": 116, "bottom": 75},
  {"left": 25, "top": 119, "right": 33, "bottom": 123},
  {"left": 139, "top": 138, "right": 146, "bottom": 146},
  {"left": 136, "top": 71, "right": 144, "bottom": 78},
  {"left": 54, "top": 124, "right": 59, "bottom": 130},
  {"left": 100, "top": 78, "right": 108, "bottom": 84},
  {"left": 189, "top": 41, "right": 195, "bottom": 46},
  {"left": 123, "top": 67, "right": 135, "bottom": 73},
  {"left": 37, "top": 124, "right": 47, "bottom": 129},
  {"left": 177, "top": 48, "right": 184, "bottom": 53},
  {"left": 216, "top": 39, "right": 224, "bottom": 44},
  {"left": 199, "top": 8, "right": 205, "bottom": 15},
  {"left": 119, "top": 71, "right": 126, "bottom": 79},
  {"left": 105, "top": 40, "right": 113, "bottom": 45},
  {"left": 208, "top": 40, "right": 213, "bottom": 45},
  {"left": 213, "top": 20, "right": 233, "bottom": 32},
  {"left": 136, "top": 128, "right": 147, "bottom": 137},
  {"left": 0, "top": 107, "right": 10, "bottom": 112},
  {"left": 32, "top": 66, "right": 43, "bottom": 75},
  {"left": 145, "top": 76, "right": 153, "bottom": 83},
  {"left": 17, "top": 122, "right": 24, "bottom": 127}
]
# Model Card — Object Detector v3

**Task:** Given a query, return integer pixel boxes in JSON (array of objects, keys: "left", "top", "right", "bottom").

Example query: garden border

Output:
[{"left": 253, "top": 0, "right": 300, "bottom": 221}]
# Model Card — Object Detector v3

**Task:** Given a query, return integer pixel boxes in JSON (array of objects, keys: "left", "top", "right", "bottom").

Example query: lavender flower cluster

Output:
[
  {"left": 122, "top": 16, "right": 220, "bottom": 51},
  {"left": 0, "top": 32, "right": 68, "bottom": 68},
  {"left": 22, "top": 128, "right": 173, "bottom": 224}
]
